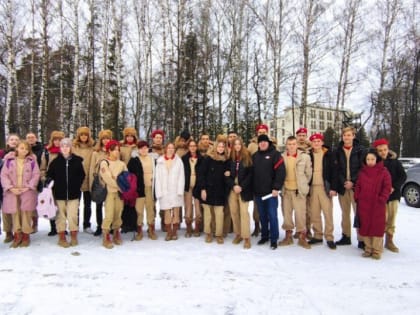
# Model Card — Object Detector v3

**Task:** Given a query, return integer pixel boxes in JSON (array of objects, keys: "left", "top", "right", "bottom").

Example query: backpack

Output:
[
  {"left": 91, "top": 159, "right": 109, "bottom": 203},
  {"left": 37, "top": 180, "right": 57, "bottom": 219},
  {"left": 117, "top": 171, "right": 138, "bottom": 207}
]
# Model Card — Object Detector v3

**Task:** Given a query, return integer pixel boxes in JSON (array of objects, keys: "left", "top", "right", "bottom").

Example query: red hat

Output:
[
  {"left": 105, "top": 140, "right": 120, "bottom": 152},
  {"left": 373, "top": 138, "right": 389, "bottom": 148},
  {"left": 151, "top": 129, "right": 165, "bottom": 140},
  {"left": 137, "top": 140, "right": 149, "bottom": 149},
  {"left": 255, "top": 124, "right": 269, "bottom": 133},
  {"left": 296, "top": 127, "right": 308, "bottom": 135},
  {"left": 309, "top": 133, "right": 324, "bottom": 141}
]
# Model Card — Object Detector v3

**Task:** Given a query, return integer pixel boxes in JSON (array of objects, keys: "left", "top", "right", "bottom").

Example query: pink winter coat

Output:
[{"left": 0, "top": 152, "right": 40, "bottom": 213}]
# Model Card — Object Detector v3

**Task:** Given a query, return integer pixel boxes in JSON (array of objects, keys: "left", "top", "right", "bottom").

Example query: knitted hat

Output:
[
  {"left": 60, "top": 138, "right": 72, "bottom": 148},
  {"left": 50, "top": 131, "right": 65, "bottom": 141},
  {"left": 137, "top": 140, "right": 149, "bottom": 149},
  {"left": 296, "top": 127, "right": 308, "bottom": 135},
  {"left": 105, "top": 140, "right": 120, "bottom": 152},
  {"left": 151, "top": 129, "right": 165, "bottom": 140},
  {"left": 309, "top": 133, "right": 324, "bottom": 141},
  {"left": 76, "top": 126, "right": 91, "bottom": 136},
  {"left": 373, "top": 138, "right": 389, "bottom": 148},
  {"left": 98, "top": 129, "right": 113, "bottom": 140},
  {"left": 257, "top": 134, "right": 271, "bottom": 144},
  {"left": 123, "top": 127, "right": 137, "bottom": 138}
]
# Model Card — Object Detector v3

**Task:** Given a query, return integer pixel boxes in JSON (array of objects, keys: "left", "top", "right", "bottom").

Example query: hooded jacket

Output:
[{"left": 383, "top": 150, "right": 407, "bottom": 201}]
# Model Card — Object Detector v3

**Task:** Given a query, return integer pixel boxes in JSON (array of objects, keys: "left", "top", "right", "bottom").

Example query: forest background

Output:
[{"left": 0, "top": 0, "right": 418, "bottom": 156}]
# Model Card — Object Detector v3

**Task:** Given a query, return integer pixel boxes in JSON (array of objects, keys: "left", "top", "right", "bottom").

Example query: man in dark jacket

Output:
[
  {"left": 334, "top": 127, "right": 365, "bottom": 247},
  {"left": 47, "top": 138, "right": 85, "bottom": 247},
  {"left": 374, "top": 138, "right": 406, "bottom": 253},
  {"left": 252, "top": 135, "right": 285, "bottom": 249}
]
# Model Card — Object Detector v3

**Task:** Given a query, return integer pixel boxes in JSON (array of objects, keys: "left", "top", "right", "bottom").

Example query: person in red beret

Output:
[
  {"left": 307, "top": 133, "right": 338, "bottom": 249},
  {"left": 99, "top": 140, "right": 127, "bottom": 249},
  {"left": 149, "top": 129, "right": 165, "bottom": 160},
  {"left": 373, "top": 138, "right": 406, "bottom": 253}
]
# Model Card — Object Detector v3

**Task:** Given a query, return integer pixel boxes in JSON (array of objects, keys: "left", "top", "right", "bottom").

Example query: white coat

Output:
[{"left": 155, "top": 155, "right": 185, "bottom": 209}]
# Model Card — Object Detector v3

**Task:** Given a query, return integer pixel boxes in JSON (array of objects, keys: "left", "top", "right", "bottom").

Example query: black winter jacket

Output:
[
  {"left": 225, "top": 159, "right": 253, "bottom": 202},
  {"left": 383, "top": 151, "right": 407, "bottom": 201},
  {"left": 334, "top": 139, "right": 365, "bottom": 195},
  {"left": 309, "top": 146, "right": 338, "bottom": 194},
  {"left": 252, "top": 145, "right": 285, "bottom": 197},
  {"left": 47, "top": 153, "right": 85, "bottom": 200},
  {"left": 197, "top": 155, "right": 228, "bottom": 206},
  {"left": 182, "top": 152, "right": 203, "bottom": 199},
  {"left": 127, "top": 157, "right": 146, "bottom": 198}
]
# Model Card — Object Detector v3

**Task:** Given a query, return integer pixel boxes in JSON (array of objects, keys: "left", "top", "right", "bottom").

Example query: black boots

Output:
[{"left": 335, "top": 234, "right": 351, "bottom": 245}]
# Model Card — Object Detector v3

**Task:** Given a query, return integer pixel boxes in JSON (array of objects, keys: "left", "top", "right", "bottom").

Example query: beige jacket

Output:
[
  {"left": 282, "top": 150, "right": 312, "bottom": 197},
  {"left": 72, "top": 143, "right": 93, "bottom": 191}
]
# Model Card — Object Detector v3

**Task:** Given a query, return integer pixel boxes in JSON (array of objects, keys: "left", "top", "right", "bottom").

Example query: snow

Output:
[{"left": 1, "top": 199, "right": 420, "bottom": 315}]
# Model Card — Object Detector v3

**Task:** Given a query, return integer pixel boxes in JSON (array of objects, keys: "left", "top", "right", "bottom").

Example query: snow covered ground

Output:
[{"left": 1, "top": 198, "right": 419, "bottom": 315}]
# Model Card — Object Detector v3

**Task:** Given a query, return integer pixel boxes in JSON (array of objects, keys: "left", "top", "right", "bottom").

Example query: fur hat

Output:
[
  {"left": 123, "top": 127, "right": 137, "bottom": 138},
  {"left": 50, "top": 131, "right": 65, "bottom": 141},
  {"left": 98, "top": 129, "right": 113, "bottom": 140},
  {"left": 76, "top": 126, "right": 91, "bottom": 137}
]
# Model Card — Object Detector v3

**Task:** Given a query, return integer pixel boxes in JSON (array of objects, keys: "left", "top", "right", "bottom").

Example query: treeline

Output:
[{"left": 0, "top": 0, "right": 418, "bottom": 155}]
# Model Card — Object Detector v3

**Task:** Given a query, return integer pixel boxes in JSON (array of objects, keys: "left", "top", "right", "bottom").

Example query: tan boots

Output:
[
  {"left": 279, "top": 230, "right": 293, "bottom": 246},
  {"left": 135, "top": 225, "right": 143, "bottom": 241},
  {"left": 20, "top": 233, "right": 30, "bottom": 247},
  {"left": 10, "top": 232, "right": 22, "bottom": 248},
  {"left": 385, "top": 233, "right": 399, "bottom": 253},
  {"left": 58, "top": 232, "right": 70, "bottom": 248},
  {"left": 185, "top": 220, "right": 193, "bottom": 238},
  {"left": 298, "top": 232, "right": 311, "bottom": 249},
  {"left": 113, "top": 229, "right": 122, "bottom": 245},
  {"left": 148, "top": 224, "right": 158, "bottom": 240},
  {"left": 70, "top": 231, "right": 78, "bottom": 246}
]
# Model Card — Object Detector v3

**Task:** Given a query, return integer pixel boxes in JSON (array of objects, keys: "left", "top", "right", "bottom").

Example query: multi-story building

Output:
[{"left": 268, "top": 103, "right": 358, "bottom": 148}]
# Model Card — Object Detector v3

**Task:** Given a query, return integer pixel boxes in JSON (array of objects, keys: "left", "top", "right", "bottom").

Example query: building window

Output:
[
  {"left": 319, "top": 111, "right": 324, "bottom": 120},
  {"left": 282, "top": 129, "right": 285, "bottom": 136},
  {"left": 327, "top": 122, "right": 333, "bottom": 128},
  {"left": 311, "top": 109, "right": 316, "bottom": 119},
  {"left": 311, "top": 120, "right": 316, "bottom": 129},
  {"left": 319, "top": 121, "right": 325, "bottom": 130},
  {"left": 281, "top": 120, "right": 285, "bottom": 127},
  {"left": 327, "top": 112, "right": 332, "bottom": 121}
]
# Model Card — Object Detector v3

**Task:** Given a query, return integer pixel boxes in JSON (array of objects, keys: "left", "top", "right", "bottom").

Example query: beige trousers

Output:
[
  {"left": 12, "top": 210, "right": 33, "bottom": 234},
  {"left": 202, "top": 204, "right": 224, "bottom": 237},
  {"left": 163, "top": 207, "right": 180, "bottom": 225},
  {"left": 2, "top": 212, "right": 13, "bottom": 233},
  {"left": 338, "top": 189, "right": 357, "bottom": 237},
  {"left": 227, "top": 191, "right": 250, "bottom": 238},
  {"left": 135, "top": 186, "right": 155, "bottom": 226},
  {"left": 385, "top": 200, "right": 399, "bottom": 235},
  {"left": 56, "top": 199, "right": 80, "bottom": 232},
  {"left": 309, "top": 186, "right": 334, "bottom": 241},
  {"left": 282, "top": 189, "right": 307, "bottom": 232},
  {"left": 184, "top": 187, "right": 202, "bottom": 223},
  {"left": 102, "top": 192, "right": 123, "bottom": 230}
]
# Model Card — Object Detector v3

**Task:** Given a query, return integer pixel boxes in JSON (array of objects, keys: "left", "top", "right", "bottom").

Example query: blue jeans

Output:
[{"left": 255, "top": 196, "right": 279, "bottom": 242}]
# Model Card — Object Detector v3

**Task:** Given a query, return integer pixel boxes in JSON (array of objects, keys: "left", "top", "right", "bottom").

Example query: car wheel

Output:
[{"left": 403, "top": 184, "right": 420, "bottom": 208}]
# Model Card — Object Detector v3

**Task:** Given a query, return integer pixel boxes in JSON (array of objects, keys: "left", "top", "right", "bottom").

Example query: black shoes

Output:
[
  {"left": 270, "top": 242, "right": 277, "bottom": 250},
  {"left": 327, "top": 241, "right": 337, "bottom": 250},
  {"left": 94, "top": 228, "right": 102, "bottom": 236},
  {"left": 308, "top": 238, "right": 323, "bottom": 245},
  {"left": 358, "top": 241, "right": 365, "bottom": 250},
  {"left": 335, "top": 234, "right": 351, "bottom": 245},
  {"left": 257, "top": 238, "right": 269, "bottom": 245}
]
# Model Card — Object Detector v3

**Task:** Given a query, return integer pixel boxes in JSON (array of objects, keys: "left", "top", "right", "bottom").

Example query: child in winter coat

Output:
[
  {"left": 47, "top": 138, "right": 85, "bottom": 248},
  {"left": 354, "top": 149, "right": 392, "bottom": 260},
  {"left": 226, "top": 138, "right": 253, "bottom": 249},
  {"left": 89, "top": 129, "right": 112, "bottom": 236},
  {"left": 127, "top": 141, "right": 158, "bottom": 241},
  {"left": 41, "top": 130, "right": 65, "bottom": 236},
  {"left": 99, "top": 140, "right": 127, "bottom": 249},
  {"left": 155, "top": 143, "right": 185, "bottom": 241},
  {"left": 72, "top": 126, "right": 94, "bottom": 234},
  {"left": 1, "top": 141, "right": 40, "bottom": 247}
]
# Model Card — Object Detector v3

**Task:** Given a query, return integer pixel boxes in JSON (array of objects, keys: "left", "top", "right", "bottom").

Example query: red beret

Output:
[
  {"left": 373, "top": 138, "right": 389, "bottom": 148},
  {"left": 296, "top": 127, "right": 308, "bottom": 135},
  {"left": 137, "top": 140, "right": 149, "bottom": 149},
  {"left": 309, "top": 133, "right": 324, "bottom": 141},
  {"left": 151, "top": 129, "right": 165, "bottom": 139},
  {"left": 105, "top": 140, "right": 120, "bottom": 152},
  {"left": 256, "top": 124, "right": 269, "bottom": 133}
]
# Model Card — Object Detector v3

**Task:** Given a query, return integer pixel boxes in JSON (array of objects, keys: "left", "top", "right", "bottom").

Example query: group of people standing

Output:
[{"left": 0, "top": 123, "right": 406, "bottom": 260}]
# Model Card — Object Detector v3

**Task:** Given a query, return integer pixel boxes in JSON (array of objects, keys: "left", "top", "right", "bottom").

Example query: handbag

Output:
[{"left": 91, "top": 160, "right": 109, "bottom": 203}]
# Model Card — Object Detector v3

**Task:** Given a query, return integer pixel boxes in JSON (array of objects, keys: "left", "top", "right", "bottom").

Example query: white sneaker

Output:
[{"left": 84, "top": 227, "right": 94, "bottom": 234}]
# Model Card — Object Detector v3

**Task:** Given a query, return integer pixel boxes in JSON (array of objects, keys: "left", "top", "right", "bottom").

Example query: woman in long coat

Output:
[
  {"left": 355, "top": 149, "right": 392, "bottom": 260},
  {"left": 155, "top": 143, "right": 185, "bottom": 241}
]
